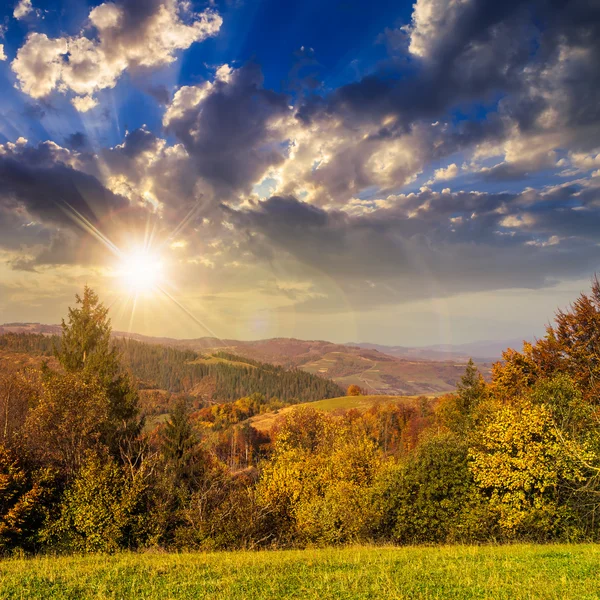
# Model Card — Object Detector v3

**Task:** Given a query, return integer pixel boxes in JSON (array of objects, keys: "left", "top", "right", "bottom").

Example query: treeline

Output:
[
  {"left": 0, "top": 333, "right": 56, "bottom": 356},
  {"left": 0, "top": 333, "right": 344, "bottom": 404},
  {"left": 3, "top": 280, "right": 600, "bottom": 554}
]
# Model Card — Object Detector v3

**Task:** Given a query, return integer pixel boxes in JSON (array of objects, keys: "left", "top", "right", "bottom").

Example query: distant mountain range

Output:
[
  {"left": 0, "top": 322, "right": 522, "bottom": 361},
  {"left": 0, "top": 323, "right": 517, "bottom": 396},
  {"left": 347, "top": 339, "right": 526, "bottom": 362}
]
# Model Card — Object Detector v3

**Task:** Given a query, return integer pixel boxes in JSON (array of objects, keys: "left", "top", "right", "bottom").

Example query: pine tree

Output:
[
  {"left": 456, "top": 358, "right": 486, "bottom": 416},
  {"left": 55, "top": 286, "right": 141, "bottom": 457},
  {"left": 160, "top": 400, "right": 200, "bottom": 484}
]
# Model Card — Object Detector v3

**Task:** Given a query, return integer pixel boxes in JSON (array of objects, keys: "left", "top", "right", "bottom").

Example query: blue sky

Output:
[{"left": 0, "top": 0, "right": 599, "bottom": 345}]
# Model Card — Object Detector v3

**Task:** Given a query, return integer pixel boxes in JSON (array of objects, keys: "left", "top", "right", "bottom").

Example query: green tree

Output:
[
  {"left": 457, "top": 360, "right": 486, "bottom": 412},
  {"left": 55, "top": 286, "right": 141, "bottom": 455},
  {"left": 376, "top": 432, "right": 485, "bottom": 544},
  {"left": 160, "top": 400, "right": 201, "bottom": 484},
  {"left": 43, "top": 452, "right": 149, "bottom": 553}
]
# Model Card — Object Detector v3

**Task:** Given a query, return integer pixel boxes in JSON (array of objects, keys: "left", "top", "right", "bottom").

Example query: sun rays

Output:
[{"left": 57, "top": 197, "right": 223, "bottom": 340}]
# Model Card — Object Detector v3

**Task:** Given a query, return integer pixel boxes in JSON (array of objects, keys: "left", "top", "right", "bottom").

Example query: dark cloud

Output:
[
  {"left": 64, "top": 132, "right": 90, "bottom": 151},
  {"left": 296, "top": 0, "right": 600, "bottom": 184},
  {"left": 164, "top": 62, "right": 291, "bottom": 198},
  {"left": 0, "top": 149, "right": 128, "bottom": 229},
  {"left": 228, "top": 187, "right": 600, "bottom": 308},
  {"left": 145, "top": 84, "right": 171, "bottom": 105}
]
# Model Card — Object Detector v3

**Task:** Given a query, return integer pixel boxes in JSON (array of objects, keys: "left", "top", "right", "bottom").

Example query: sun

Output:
[{"left": 119, "top": 250, "right": 163, "bottom": 294}]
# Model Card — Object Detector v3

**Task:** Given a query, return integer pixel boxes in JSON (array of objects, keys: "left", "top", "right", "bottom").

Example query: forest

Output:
[
  {"left": 2, "top": 281, "right": 600, "bottom": 554},
  {"left": 0, "top": 331, "right": 344, "bottom": 404}
]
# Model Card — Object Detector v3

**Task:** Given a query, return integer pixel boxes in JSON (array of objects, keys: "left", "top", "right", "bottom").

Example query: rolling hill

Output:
[
  {"left": 0, "top": 323, "right": 493, "bottom": 396},
  {"left": 0, "top": 333, "right": 344, "bottom": 404},
  {"left": 247, "top": 394, "right": 426, "bottom": 432}
]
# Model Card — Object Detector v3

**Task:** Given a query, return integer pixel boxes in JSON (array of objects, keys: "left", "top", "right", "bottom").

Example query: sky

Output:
[{"left": 0, "top": 0, "right": 599, "bottom": 346}]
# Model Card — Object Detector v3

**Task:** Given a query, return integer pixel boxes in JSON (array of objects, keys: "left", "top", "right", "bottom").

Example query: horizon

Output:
[
  {"left": 0, "top": 317, "right": 526, "bottom": 351},
  {"left": 0, "top": 0, "right": 599, "bottom": 346}
]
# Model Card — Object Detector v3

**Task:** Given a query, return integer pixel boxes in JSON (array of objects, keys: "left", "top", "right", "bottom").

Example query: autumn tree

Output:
[
  {"left": 347, "top": 384, "right": 362, "bottom": 397},
  {"left": 25, "top": 372, "right": 110, "bottom": 475},
  {"left": 0, "top": 371, "right": 36, "bottom": 446},
  {"left": 0, "top": 445, "right": 56, "bottom": 553},
  {"left": 469, "top": 397, "right": 587, "bottom": 540},
  {"left": 42, "top": 452, "right": 150, "bottom": 553}
]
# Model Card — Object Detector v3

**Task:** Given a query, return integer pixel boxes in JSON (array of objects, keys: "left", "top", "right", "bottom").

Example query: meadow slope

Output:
[
  {"left": 247, "top": 394, "right": 424, "bottom": 431},
  {"left": 1, "top": 544, "right": 599, "bottom": 599}
]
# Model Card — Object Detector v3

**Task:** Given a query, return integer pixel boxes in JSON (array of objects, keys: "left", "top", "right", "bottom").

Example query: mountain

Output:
[
  {"left": 0, "top": 323, "right": 493, "bottom": 396},
  {"left": 348, "top": 339, "right": 525, "bottom": 362},
  {"left": 0, "top": 332, "right": 344, "bottom": 404}
]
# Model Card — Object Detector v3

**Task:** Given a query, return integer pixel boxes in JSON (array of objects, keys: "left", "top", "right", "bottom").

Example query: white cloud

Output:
[
  {"left": 0, "top": 45, "right": 6, "bottom": 61},
  {"left": 71, "top": 95, "right": 98, "bottom": 113},
  {"left": 408, "top": 0, "right": 471, "bottom": 58},
  {"left": 12, "top": 1, "right": 222, "bottom": 109},
  {"left": 427, "top": 162, "right": 459, "bottom": 184},
  {"left": 11, "top": 33, "right": 68, "bottom": 98},
  {"left": 13, "top": 0, "right": 33, "bottom": 20}
]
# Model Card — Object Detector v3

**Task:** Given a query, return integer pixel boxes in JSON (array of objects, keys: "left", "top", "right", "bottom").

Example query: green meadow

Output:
[{"left": 2, "top": 544, "right": 599, "bottom": 600}]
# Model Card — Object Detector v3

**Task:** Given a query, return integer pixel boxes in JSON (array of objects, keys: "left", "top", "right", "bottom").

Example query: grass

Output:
[
  {"left": 248, "top": 395, "right": 417, "bottom": 431},
  {"left": 1, "top": 544, "right": 599, "bottom": 599}
]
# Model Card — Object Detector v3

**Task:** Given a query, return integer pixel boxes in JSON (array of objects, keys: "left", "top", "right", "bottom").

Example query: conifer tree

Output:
[
  {"left": 55, "top": 286, "right": 141, "bottom": 456},
  {"left": 456, "top": 358, "right": 486, "bottom": 416},
  {"left": 160, "top": 400, "right": 200, "bottom": 484}
]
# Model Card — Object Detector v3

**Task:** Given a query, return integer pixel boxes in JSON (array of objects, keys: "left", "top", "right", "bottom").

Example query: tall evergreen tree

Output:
[
  {"left": 160, "top": 400, "right": 200, "bottom": 484},
  {"left": 55, "top": 286, "right": 141, "bottom": 456},
  {"left": 456, "top": 359, "right": 486, "bottom": 416}
]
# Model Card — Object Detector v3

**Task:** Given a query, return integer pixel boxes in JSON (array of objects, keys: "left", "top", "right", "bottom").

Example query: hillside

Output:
[
  {"left": 248, "top": 394, "right": 426, "bottom": 432},
  {"left": 0, "top": 333, "right": 344, "bottom": 404},
  {"left": 0, "top": 324, "right": 489, "bottom": 396}
]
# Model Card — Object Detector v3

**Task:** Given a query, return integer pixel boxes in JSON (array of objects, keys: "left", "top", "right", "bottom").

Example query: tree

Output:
[
  {"left": 469, "top": 398, "right": 586, "bottom": 540},
  {"left": 0, "top": 444, "right": 56, "bottom": 553},
  {"left": 377, "top": 432, "right": 483, "bottom": 544},
  {"left": 435, "top": 360, "right": 487, "bottom": 434},
  {"left": 347, "top": 385, "right": 362, "bottom": 397},
  {"left": 160, "top": 400, "right": 202, "bottom": 485},
  {"left": 24, "top": 372, "right": 110, "bottom": 475},
  {"left": 456, "top": 359, "right": 486, "bottom": 414},
  {"left": 0, "top": 371, "right": 36, "bottom": 446},
  {"left": 42, "top": 452, "right": 149, "bottom": 553},
  {"left": 55, "top": 286, "right": 141, "bottom": 455}
]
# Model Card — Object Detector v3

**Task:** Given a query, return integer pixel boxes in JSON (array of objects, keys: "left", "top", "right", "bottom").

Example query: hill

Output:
[
  {"left": 0, "top": 333, "right": 344, "bottom": 404},
  {"left": 349, "top": 338, "right": 523, "bottom": 361},
  {"left": 248, "top": 394, "right": 425, "bottom": 432},
  {"left": 0, "top": 324, "right": 489, "bottom": 396}
]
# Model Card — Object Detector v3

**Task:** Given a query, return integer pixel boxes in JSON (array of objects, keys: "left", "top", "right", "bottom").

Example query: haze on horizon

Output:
[{"left": 0, "top": 0, "right": 598, "bottom": 347}]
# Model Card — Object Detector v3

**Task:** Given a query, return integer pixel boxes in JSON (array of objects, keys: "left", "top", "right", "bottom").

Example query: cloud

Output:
[
  {"left": 0, "top": 45, "right": 5, "bottom": 61},
  {"left": 13, "top": 0, "right": 33, "bottom": 20},
  {"left": 71, "top": 95, "right": 98, "bottom": 113},
  {"left": 164, "top": 63, "right": 292, "bottom": 198},
  {"left": 12, "top": 0, "right": 222, "bottom": 109},
  {"left": 427, "top": 163, "right": 459, "bottom": 184},
  {"left": 293, "top": 0, "right": 600, "bottom": 197},
  {"left": 226, "top": 183, "right": 600, "bottom": 309}
]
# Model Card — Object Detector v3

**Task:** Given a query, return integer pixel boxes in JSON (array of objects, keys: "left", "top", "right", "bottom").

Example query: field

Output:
[
  {"left": 301, "top": 350, "right": 475, "bottom": 396},
  {"left": 248, "top": 394, "right": 422, "bottom": 431},
  {"left": 1, "top": 544, "right": 599, "bottom": 599}
]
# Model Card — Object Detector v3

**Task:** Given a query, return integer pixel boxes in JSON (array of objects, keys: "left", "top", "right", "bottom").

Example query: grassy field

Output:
[
  {"left": 248, "top": 394, "right": 420, "bottom": 431},
  {"left": 1, "top": 544, "right": 599, "bottom": 599}
]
